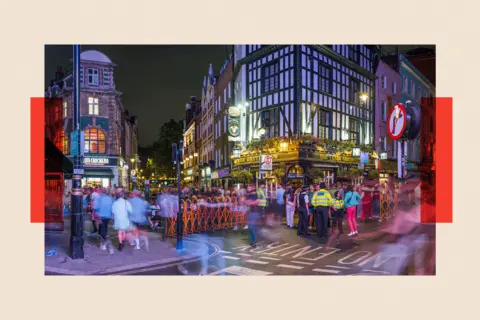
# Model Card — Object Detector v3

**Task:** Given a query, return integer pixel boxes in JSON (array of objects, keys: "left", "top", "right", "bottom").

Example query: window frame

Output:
[
  {"left": 88, "top": 97, "right": 99, "bottom": 115},
  {"left": 381, "top": 101, "right": 387, "bottom": 122},
  {"left": 87, "top": 68, "right": 99, "bottom": 85},
  {"left": 83, "top": 127, "right": 106, "bottom": 154},
  {"left": 262, "top": 61, "right": 280, "bottom": 94}
]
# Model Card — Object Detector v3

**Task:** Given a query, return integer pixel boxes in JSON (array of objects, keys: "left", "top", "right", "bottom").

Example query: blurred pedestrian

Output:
[
  {"left": 308, "top": 185, "right": 316, "bottom": 230},
  {"left": 129, "top": 190, "right": 150, "bottom": 251},
  {"left": 285, "top": 187, "right": 296, "bottom": 228},
  {"left": 112, "top": 190, "right": 133, "bottom": 251},
  {"left": 93, "top": 187, "right": 114, "bottom": 254},
  {"left": 275, "top": 184, "right": 285, "bottom": 224},
  {"left": 245, "top": 185, "right": 260, "bottom": 247}
]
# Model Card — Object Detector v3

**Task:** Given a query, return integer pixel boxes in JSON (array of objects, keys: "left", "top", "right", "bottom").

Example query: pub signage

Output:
[{"left": 83, "top": 156, "right": 118, "bottom": 166}]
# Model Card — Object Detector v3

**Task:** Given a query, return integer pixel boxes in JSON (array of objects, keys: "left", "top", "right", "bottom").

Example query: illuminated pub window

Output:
[
  {"left": 63, "top": 101, "right": 68, "bottom": 118},
  {"left": 84, "top": 128, "right": 106, "bottom": 154}
]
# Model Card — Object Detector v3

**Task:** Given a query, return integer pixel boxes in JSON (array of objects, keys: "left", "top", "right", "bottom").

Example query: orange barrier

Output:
[{"left": 164, "top": 196, "right": 248, "bottom": 238}]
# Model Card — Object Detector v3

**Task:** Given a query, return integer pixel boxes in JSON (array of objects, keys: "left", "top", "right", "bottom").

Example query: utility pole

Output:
[
  {"left": 69, "top": 44, "right": 84, "bottom": 259},
  {"left": 173, "top": 141, "right": 184, "bottom": 251}
]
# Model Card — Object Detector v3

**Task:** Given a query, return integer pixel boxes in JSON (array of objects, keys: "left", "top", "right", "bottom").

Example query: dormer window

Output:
[{"left": 87, "top": 68, "right": 99, "bottom": 85}]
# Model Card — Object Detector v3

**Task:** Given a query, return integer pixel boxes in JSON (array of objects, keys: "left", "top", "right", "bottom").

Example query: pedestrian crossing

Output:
[{"left": 209, "top": 246, "right": 392, "bottom": 276}]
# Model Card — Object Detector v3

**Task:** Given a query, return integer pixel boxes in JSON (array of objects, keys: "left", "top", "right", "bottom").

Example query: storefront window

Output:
[
  {"left": 82, "top": 177, "right": 110, "bottom": 188},
  {"left": 84, "top": 128, "right": 106, "bottom": 154}
]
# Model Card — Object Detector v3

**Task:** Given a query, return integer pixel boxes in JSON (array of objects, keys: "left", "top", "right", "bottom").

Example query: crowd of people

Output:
[{"left": 62, "top": 178, "right": 404, "bottom": 254}]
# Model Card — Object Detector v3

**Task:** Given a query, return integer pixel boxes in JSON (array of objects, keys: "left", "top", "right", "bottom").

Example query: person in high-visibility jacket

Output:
[
  {"left": 331, "top": 191, "right": 345, "bottom": 236},
  {"left": 257, "top": 183, "right": 268, "bottom": 218},
  {"left": 311, "top": 182, "right": 334, "bottom": 239}
]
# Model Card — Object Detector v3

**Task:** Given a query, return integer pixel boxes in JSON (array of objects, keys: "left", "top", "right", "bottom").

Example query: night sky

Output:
[
  {"left": 45, "top": 45, "right": 434, "bottom": 146},
  {"left": 45, "top": 45, "right": 231, "bottom": 146}
]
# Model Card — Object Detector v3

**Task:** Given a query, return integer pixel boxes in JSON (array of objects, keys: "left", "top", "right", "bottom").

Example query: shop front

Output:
[
  {"left": 211, "top": 168, "right": 231, "bottom": 188},
  {"left": 200, "top": 166, "right": 212, "bottom": 189},
  {"left": 80, "top": 156, "right": 119, "bottom": 188}
]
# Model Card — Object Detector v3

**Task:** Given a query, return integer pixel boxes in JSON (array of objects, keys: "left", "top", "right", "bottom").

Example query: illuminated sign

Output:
[
  {"left": 83, "top": 157, "right": 118, "bottom": 166},
  {"left": 388, "top": 104, "right": 407, "bottom": 140},
  {"left": 228, "top": 106, "right": 241, "bottom": 117},
  {"left": 228, "top": 119, "right": 240, "bottom": 137},
  {"left": 187, "top": 169, "right": 193, "bottom": 175}
]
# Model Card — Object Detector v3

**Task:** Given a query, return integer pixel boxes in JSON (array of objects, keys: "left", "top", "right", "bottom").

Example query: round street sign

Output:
[
  {"left": 264, "top": 156, "right": 273, "bottom": 165},
  {"left": 388, "top": 103, "right": 407, "bottom": 140}
]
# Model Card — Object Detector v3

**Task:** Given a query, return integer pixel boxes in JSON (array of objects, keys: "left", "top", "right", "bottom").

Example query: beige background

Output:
[{"left": 0, "top": 0, "right": 478, "bottom": 318}]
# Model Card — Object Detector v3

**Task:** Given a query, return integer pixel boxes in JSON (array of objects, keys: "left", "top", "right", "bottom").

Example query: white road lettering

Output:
[
  {"left": 223, "top": 255, "right": 241, "bottom": 260},
  {"left": 209, "top": 266, "right": 272, "bottom": 276},
  {"left": 300, "top": 247, "right": 341, "bottom": 261},
  {"left": 245, "top": 260, "right": 269, "bottom": 265},
  {"left": 267, "top": 244, "right": 300, "bottom": 255},
  {"left": 291, "top": 261, "right": 314, "bottom": 266},
  {"left": 338, "top": 251, "right": 373, "bottom": 265},
  {"left": 312, "top": 268, "right": 340, "bottom": 274},
  {"left": 357, "top": 252, "right": 400, "bottom": 268},
  {"left": 250, "top": 242, "right": 291, "bottom": 254},
  {"left": 277, "top": 264, "right": 304, "bottom": 270},
  {"left": 280, "top": 245, "right": 323, "bottom": 258}
]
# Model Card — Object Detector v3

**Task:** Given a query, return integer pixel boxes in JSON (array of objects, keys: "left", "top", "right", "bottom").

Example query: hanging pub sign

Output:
[
  {"left": 228, "top": 106, "right": 241, "bottom": 117},
  {"left": 228, "top": 118, "right": 241, "bottom": 141}
]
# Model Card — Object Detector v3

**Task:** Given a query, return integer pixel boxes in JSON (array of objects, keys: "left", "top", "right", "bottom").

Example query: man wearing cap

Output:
[
  {"left": 296, "top": 186, "right": 310, "bottom": 236},
  {"left": 312, "top": 182, "right": 334, "bottom": 239}
]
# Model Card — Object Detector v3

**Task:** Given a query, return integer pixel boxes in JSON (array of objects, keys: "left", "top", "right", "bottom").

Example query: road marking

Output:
[
  {"left": 325, "top": 265, "right": 350, "bottom": 269},
  {"left": 362, "top": 269, "right": 390, "bottom": 274},
  {"left": 246, "top": 260, "right": 269, "bottom": 265},
  {"left": 259, "top": 256, "right": 281, "bottom": 261},
  {"left": 209, "top": 265, "right": 273, "bottom": 276},
  {"left": 219, "top": 250, "right": 232, "bottom": 254},
  {"left": 291, "top": 261, "right": 314, "bottom": 266},
  {"left": 312, "top": 268, "right": 340, "bottom": 274},
  {"left": 237, "top": 253, "right": 252, "bottom": 257},
  {"left": 223, "top": 255, "right": 241, "bottom": 260},
  {"left": 277, "top": 264, "right": 304, "bottom": 270},
  {"left": 268, "top": 244, "right": 300, "bottom": 255},
  {"left": 338, "top": 251, "right": 373, "bottom": 265}
]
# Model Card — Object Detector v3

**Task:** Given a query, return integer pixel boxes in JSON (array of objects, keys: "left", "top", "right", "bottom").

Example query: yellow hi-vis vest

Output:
[
  {"left": 311, "top": 189, "right": 334, "bottom": 207},
  {"left": 257, "top": 188, "right": 267, "bottom": 207},
  {"left": 333, "top": 199, "right": 344, "bottom": 210}
]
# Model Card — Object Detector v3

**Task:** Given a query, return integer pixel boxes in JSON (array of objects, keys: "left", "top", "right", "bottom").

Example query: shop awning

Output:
[
  {"left": 45, "top": 138, "right": 73, "bottom": 175},
  {"left": 83, "top": 167, "right": 114, "bottom": 178}
]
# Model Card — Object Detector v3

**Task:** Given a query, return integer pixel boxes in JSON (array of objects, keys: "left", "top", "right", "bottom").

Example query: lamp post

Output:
[
  {"left": 130, "top": 157, "right": 135, "bottom": 190},
  {"left": 69, "top": 44, "right": 84, "bottom": 259}
]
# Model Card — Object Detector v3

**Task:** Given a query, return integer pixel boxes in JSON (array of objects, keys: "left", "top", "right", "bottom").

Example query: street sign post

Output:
[{"left": 260, "top": 154, "right": 273, "bottom": 171}]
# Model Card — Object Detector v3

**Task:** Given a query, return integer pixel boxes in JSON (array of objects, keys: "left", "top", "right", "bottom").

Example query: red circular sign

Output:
[
  {"left": 264, "top": 156, "right": 272, "bottom": 164},
  {"left": 388, "top": 103, "right": 407, "bottom": 140}
]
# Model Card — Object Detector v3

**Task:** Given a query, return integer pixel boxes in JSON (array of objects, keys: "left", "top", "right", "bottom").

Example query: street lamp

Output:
[
  {"left": 258, "top": 127, "right": 266, "bottom": 137},
  {"left": 280, "top": 142, "right": 288, "bottom": 152}
]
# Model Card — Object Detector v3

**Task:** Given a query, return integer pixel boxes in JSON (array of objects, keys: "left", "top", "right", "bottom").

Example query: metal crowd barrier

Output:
[
  {"left": 164, "top": 196, "right": 247, "bottom": 238},
  {"left": 380, "top": 191, "right": 398, "bottom": 221}
]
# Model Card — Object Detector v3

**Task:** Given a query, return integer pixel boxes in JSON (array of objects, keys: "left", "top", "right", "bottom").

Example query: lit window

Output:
[
  {"left": 88, "top": 68, "right": 99, "bottom": 85},
  {"left": 84, "top": 128, "right": 106, "bottom": 154},
  {"left": 63, "top": 101, "right": 68, "bottom": 118},
  {"left": 318, "top": 63, "right": 332, "bottom": 93},
  {"left": 382, "top": 75, "right": 387, "bottom": 89},
  {"left": 88, "top": 97, "right": 99, "bottom": 115},
  {"left": 62, "top": 131, "right": 69, "bottom": 154}
]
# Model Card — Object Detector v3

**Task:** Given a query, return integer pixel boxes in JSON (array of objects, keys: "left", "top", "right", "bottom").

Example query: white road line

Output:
[
  {"left": 312, "top": 268, "right": 340, "bottom": 274},
  {"left": 277, "top": 264, "right": 304, "bottom": 270},
  {"left": 291, "top": 261, "right": 314, "bottom": 266},
  {"left": 362, "top": 269, "right": 390, "bottom": 274},
  {"left": 245, "top": 260, "right": 269, "bottom": 265},
  {"left": 325, "top": 265, "right": 351, "bottom": 269},
  {"left": 219, "top": 250, "right": 232, "bottom": 254},
  {"left": 259, "top": 256, "right": 281, "bottom": 261},
  {"left": 209, "top": 265, "right": 273, "bottom": 276},
  {"left": 237, "top": 253, "right": 252, "bottom": 257},
  {"left": 223, "top": 255, "right": 241, "bottom": 260}
]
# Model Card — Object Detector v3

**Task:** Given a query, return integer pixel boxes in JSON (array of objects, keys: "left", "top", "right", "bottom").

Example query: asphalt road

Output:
[{"left": 108, "top": 219, "right": 435, "bottom": 276}]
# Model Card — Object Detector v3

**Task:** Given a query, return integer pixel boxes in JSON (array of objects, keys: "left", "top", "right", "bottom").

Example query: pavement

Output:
[{"left": 44, "top": 217, "right": 214, "bottom": 275}]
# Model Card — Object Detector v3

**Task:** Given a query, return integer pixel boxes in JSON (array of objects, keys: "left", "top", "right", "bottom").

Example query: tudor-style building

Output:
[
  {"left": 199, "top": 64, "right": 216, "bottom": 188},
  {"left": 45, "top": 50, "right": 138, "bottom": 190},
  {"left": 231, "top": 45, "right": 378, "bottom": 184}
]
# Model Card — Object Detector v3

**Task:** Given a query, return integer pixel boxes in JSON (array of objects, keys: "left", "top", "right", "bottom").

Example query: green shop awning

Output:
[{"left": 83, "top": 167, "right": 114, "bottom": 178}]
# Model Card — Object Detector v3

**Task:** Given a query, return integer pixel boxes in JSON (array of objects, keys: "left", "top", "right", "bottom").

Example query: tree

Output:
[
  {"left": 231, "top": 170, "right": 253, "bottom": 184},
  {"left": 152, "top": 119, "right": 184, "bottom": 178}
]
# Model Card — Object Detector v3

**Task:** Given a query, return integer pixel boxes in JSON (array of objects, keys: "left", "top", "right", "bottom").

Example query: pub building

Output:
[
  {"left": 45, "top": 50, "right": 138, "bottom": 191},
  {"left": 230, "top": 45, "right": 378, "bottom": 184}
]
